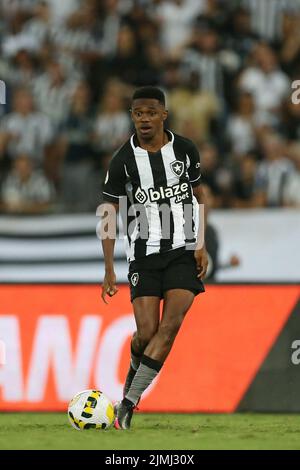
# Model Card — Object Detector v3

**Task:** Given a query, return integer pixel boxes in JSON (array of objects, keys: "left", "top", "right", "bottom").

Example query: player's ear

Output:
[{"left": 163, "top": 109, "right": 168, "bottom": 121}]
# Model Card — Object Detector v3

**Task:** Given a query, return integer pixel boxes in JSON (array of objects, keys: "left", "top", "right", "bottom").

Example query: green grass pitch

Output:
[{"left": 0, "top": 413, "right": 300, "bottom": 450}]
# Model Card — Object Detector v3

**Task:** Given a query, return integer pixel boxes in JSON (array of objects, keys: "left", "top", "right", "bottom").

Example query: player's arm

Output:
[
  {"left": 100, "top": 153, "right": 126, "bottom": 303},
  {"left": 193, "top": 184, "right": 208, "bottom": 280},
  {"left": 187, "top": 142, "right": 208, "bottom": 280},
  {"left": 100, "top": 201, "right": 119, "bottom": 304},
  {"left": 193, "top": 184, "right": 207, "bottom": 232}
]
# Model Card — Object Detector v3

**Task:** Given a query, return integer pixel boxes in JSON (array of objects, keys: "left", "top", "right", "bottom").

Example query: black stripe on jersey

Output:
[
  {"left": 130, "top": 149, "right": 149, "bottom": 260},
  {"left": 148, "top": 150, "right": 174, "bottom": 252},
  {"left": 173, "top": 138, "right": 195, "bottom": 244}
]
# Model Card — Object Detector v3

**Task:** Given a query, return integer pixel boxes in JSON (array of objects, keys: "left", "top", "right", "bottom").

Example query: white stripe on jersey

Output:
[{"left": 130, "top": 136, "right": 162, "bottom": 257}]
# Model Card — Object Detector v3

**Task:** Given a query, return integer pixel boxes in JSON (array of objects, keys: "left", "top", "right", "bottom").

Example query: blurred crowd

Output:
[{"left": 0, "top": 0, "right": 300, "bottom": 214}]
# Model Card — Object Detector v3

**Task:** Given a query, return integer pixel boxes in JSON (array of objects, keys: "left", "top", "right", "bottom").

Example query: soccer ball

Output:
[{"left": 68, "top": 389, "right": 115, "bottom": 431}]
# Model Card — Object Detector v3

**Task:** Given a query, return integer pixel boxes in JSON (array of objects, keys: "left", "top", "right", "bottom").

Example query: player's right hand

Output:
[{"left": 101, "top": 271, "right": 118, "bottom": 304}]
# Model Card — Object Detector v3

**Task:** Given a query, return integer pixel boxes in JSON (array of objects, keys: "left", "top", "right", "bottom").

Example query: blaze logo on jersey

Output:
[
  {"left": 170, "top": 160, "right": 184, "bottom": 177},
  {"left": 134, "top": 182, "right": 190, "bottom": 204},
  {"left": 148, "top": 182, "right": 189, "bottom": 203},
  {"left": 135, "top": 187, "right": 147, "bottom": 204},
  {"left": 131, "top": 272, "right": 139, "bottom": 286}
]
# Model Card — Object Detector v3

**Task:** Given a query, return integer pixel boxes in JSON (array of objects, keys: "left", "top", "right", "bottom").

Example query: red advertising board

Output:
[{"left": 0, "top": 284, "right": 299, "bottom": 412}]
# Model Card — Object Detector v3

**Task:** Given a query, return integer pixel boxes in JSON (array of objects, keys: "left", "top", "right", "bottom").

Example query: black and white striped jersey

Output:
[
  {"left": 241, "top": 0, "right": 300, "bottom": 41},
  {"left": 102, "top": 130, "right": 201, "bottom": 262}
]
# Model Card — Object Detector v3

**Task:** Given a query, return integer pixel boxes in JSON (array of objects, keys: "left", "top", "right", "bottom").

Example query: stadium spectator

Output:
[
  {"left": 108, "top": 24, "right": 142, "bottom": 86},
  {"left": 151, "top": 0, "right": 205, "bottom": 56},
  {"left": 0, "top": 87, "right": 53, "bottom": 165},
  {"left": 226, "top": 91, "right": 271, "bottom": 157},
  {"left": 1, "top": 153, "right": 55, "bottom": 213},
  {"left": 33, "top": 59, "right": 79, "bottom": 129},
  {"left": 58, "top": 81, "right": 96, "bottom": 211},
  {"left": 22, "top": 1, "right": 52, "bottom": 46},
  {"left": 100, "top": 0, "right": 124, "bottom": 58},
  {"left": 1, "top": 10, "right": 39, "bottom": 59},
  {"left": 181, "top": 21, "right": 239, "bottom": 101},
  {"left": 200, "top": 142, "right": 233, "bottom": 207},
  {"left": 232, "top": 152, "right": 257, "bottom": 208},
  {"left": 93, "top": 80, "right": 131, "bottom": 154},
  {"left": 0, "top": 48, "right": 39, "bottom": 89},
  {"left": 280, "top": 11, "right": 300, "bottom": 76},
  {"left": 196, "top": 0, "right": 229, "bottom": 35},
  {"left": 137, "top": 41, "right": 165, "bottom": 86},
  {"left": 241, "top": 0, "right": 300, "bottom": 43},
  {"left": 0, "top": 0, "right": 299, "bottom": 213},
  {"left": 225, "top": 6, "right": 259, "bottom": 64},
  {"left": 239, "top": 43, "right": 290, "bottom": 119},
  {"left": 254, "top": 133, "right": 294, "bottom": 207},
  {"left": 50, "top": 1, "right": 103, "bottom": 72},
  {"left": 168, "top": 69, "right": 220, "bottom": 144}
]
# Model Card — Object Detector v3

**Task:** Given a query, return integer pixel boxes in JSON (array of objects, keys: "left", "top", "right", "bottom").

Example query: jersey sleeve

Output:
[
  {"left": 102, "top": 153, "right": 126, "bottom": 203},
  {"left": 187, "top": 141, "right": 201, "bottom": 187}
]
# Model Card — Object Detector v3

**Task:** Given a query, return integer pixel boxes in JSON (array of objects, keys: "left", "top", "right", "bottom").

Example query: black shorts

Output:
[{"left": 128, "top": 247, "right": 205, "bottom": 302}]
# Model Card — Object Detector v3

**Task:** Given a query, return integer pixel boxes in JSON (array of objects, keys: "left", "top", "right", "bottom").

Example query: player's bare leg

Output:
[
  {"left": 115, "top": 296, "right": 160, "bottom": 429},
  {"left": 116, "top": 290, "right": 194, "bottom": 429},
  {"left": 123, "top": 296, "right": 160, "bottom": 397},
  {"left": 132, "top": 296, "right": 161, "bottom": 355},
  {"left": 143, "top": 289, "right": 194, "bottom": 362}
]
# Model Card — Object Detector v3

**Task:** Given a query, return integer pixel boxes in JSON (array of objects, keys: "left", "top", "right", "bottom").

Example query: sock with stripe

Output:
[
  {"left": 125, "top": 354, "right": 163, "bottom": 406},
  {"left": 123, "top": 342, "right": 142, "bottom": 397}
]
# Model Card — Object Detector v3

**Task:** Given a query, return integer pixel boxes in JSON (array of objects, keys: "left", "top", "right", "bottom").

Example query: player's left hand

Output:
[{"left": 194, "top": 247, "right": 208, "bottom": 280}]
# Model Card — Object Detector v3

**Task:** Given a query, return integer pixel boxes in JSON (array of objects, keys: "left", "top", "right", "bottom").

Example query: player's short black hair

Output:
[{"left": 132, "top": 86, "right": 165, "bottom": 106}]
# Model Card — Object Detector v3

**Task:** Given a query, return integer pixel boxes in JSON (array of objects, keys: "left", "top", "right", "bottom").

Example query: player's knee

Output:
[{"left": 136, "top": 326, "right": 157, "bottom": 349}]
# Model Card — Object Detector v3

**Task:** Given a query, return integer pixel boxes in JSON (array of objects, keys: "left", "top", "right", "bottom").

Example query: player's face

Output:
[{"left": 131, "top": 99, "right": 168, "bottom": 140}]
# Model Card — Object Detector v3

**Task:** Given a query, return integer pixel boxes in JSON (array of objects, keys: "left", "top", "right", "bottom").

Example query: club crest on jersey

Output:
[
  {"left": 135, "top": 187, "right": 147, "bottom": 204},
  {"left": 170, "top": 160, "right": 184, "bottom": 177},
  {"left": 131, "top": 272, "right": 139, "bottom": 286}
]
